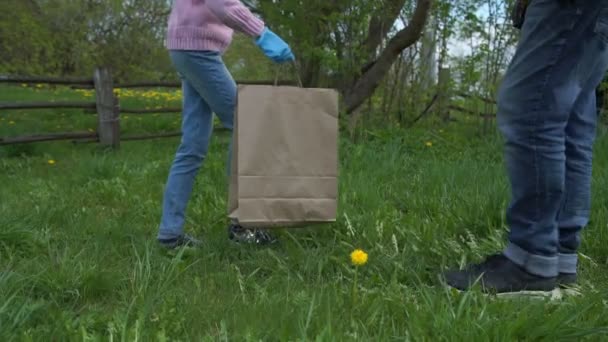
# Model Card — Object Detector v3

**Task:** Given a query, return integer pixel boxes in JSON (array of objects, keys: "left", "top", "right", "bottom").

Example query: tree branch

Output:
[
  {"left": 344, "top": 0, "right": 433, "bottom": 114},
  {"left": 362, "top": 0, "right": 407, "bottom": 57}
]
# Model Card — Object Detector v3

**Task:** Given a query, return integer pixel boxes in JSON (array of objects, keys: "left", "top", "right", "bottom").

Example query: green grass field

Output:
[{"left": 1, "top": 85, "right": 608, "bottom": 340}]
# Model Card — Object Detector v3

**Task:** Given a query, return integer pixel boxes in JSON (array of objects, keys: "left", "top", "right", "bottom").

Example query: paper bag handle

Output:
[{"left": 274, "top": 61, "right": 304, "bottom": 88}]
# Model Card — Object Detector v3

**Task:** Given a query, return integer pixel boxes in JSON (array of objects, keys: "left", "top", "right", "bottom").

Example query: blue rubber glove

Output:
[{"left": 255, "top": 27, "right": 295, "bottom": 63}]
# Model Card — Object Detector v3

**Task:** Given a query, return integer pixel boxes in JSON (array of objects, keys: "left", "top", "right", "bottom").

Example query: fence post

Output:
[
  {"left": 436, "top": 67, "right": 451, "bottom": 121},
  {"left": 93, "top": 67, "right": 120, "bottom": 148}
]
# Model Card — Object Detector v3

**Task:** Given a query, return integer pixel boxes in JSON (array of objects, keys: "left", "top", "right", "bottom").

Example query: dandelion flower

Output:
[
  {"left": 48, "top": 160, "right": 56, "bottom": 165},
  {"left": 350, "top": 249, "right": 368, "bottom": 266},
  {"left": 425, "top": 141, "right": 433, "bottom": 147}
]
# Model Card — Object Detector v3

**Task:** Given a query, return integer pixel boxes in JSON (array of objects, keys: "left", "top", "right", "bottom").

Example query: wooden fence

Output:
[
  {"left": 0, "top": 67, "right": 295, "bottom": 147},
  {"left": 3, "top": 66, "right": 605, "bottom": 147}
]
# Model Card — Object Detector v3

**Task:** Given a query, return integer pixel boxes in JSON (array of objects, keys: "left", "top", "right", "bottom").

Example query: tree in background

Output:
[
  {"left": 255, "top": 0, "right": 433, "bottom": 114},
  {"left": 9, "top": 0, "right": 592, "bottom": 128},
  {"left": 0, "top": 0, "right": 174, "bottom": 81}
]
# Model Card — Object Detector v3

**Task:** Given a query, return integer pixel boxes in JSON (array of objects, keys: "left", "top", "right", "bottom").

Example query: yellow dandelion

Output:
[
  {"left": 425, "top": 141, "right": 433, "bottom": 147},
  {"left": 36, "top": 84, "right": 43, "bottom": 88},
  {"left": 48, "top": 159, "right": 56, "bottom": 165},
  {"left": 350, "top": 249, "right": 368, "bottom": 266},
  {"left": 21, "top": 83, "right": 28, "bottom": 87}
]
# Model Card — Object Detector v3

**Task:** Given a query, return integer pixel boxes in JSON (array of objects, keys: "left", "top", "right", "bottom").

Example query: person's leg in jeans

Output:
[
  {"left": 443, "top": 1, "right": 608, "bottom": 293},
  {"left": 558, "top": 12, "right": 608, "bottom": 281},
  {"left": 157, "top": 50, "right": 277, "bottom": 248},
  {"left": 555, "top": 91, "right": 596, "bottom": 283},
  {"left": 157, "top": 50, "right": 235, "bottom": 248}
]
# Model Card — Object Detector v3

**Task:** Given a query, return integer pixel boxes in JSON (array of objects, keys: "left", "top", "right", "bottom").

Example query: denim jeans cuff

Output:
[
  {"left": 504, "top": 243, "right": 559, "bottom": 278},
  {"left": 558, "top": 253, "right": 578, "bottom": 274}
]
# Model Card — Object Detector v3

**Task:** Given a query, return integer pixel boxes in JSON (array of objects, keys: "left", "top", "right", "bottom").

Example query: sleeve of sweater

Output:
[{"left": 207, "top": 0, "right": 265, "bottom": 37}]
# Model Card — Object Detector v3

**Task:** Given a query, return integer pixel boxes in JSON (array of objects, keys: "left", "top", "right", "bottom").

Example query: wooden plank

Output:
[
  {"left": 0, "top": 132, "right": 97, "bottom": 145},
  {"left": 73, "top": 127, "right": 229, "bottom": 144},
  {"left": 449, "top": 105, "right": 496, "bottom": 118},
  {"left": 0, "top": 75, "right": 93, "bottom": 85},
  {"left": 121, "top": 128, "right": 230, "bottom": 141},
  {"left": 455, "top": 91, "right": 496, "bottom": 105},
  {"left": 114, "top": 81, "right": 180, "bottom": 88},
  {"left": 408, "top": 93, "right": 438, "bottom": 127},
  {"left": 0, "top": 101, "right": 96, "bottom": 111},
  {"left": 94, "top": 67, "right": 120, "bottom": 148},
  {"left": 116, "top": 80, "right": 297, "bottom": 88},
  {"left": 71, "top": 79, "right": 298, "bottom": 90},
  {"left": 121, "top": 107, "right": 181, "bottom": 114},
  {"left": 121, "top": 132, "right": 182, "bottom": 141},
  {"left": 71, "top": 133, "right": 182, "bottom": 144}
]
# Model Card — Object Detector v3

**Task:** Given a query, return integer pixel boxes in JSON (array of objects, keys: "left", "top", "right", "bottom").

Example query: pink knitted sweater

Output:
[{"left": 165, "top": 0, "right": 265, "bottom": 52}]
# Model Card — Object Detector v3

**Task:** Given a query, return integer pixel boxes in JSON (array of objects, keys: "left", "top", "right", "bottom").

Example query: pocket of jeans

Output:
[{"left": 595, "top": 6, "right": 608, "bottom": 44}]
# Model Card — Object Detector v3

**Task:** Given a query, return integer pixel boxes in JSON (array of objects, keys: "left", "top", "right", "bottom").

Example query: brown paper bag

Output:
[{"left": 227, "top": 83, "right": 339, "bottom": 228}]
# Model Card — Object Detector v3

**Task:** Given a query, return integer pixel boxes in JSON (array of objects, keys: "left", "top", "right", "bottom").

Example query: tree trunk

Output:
[
  {"left": 385, "top": 54, "right": 403, "bottom": 118},
  {"left": 343, "top": 0, "right": 433, "bottom": 115},
  {"left": 363, "top": 0, "right": 407, "bottom": 58}
]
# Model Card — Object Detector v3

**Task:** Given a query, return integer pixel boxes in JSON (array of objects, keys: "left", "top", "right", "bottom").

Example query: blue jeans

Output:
[
  {"left": 158, "top": 50, "right": 236, "bottom": 240},
  {"left": 499, "top": 0, "right": 608, "bottom": 277}
]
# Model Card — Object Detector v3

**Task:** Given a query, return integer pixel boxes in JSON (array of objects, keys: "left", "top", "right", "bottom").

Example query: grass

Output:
[{"left": 1, "top": 84, "right": 608, "bottom": 340}]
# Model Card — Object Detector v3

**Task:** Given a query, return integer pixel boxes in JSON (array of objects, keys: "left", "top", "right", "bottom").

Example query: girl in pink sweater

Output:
[{"left": 158, "top": 0, "right": 294, "bottom": 249}]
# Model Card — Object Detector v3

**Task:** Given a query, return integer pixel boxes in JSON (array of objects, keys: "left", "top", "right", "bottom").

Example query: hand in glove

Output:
[{"left": 255, "top": 27, "right": 295, "bottom": 63}]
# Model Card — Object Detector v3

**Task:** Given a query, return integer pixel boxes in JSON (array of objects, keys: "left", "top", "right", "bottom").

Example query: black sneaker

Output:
[
  {"left": 557, "top": 273, "right": 577, "bottom": 287},
  {"left": 158, "top": 234, "right": 202, "bottom": 250},
  {"left": 228, "top": 224, "right": 277, "bottom": 245},
  {"left": 442, "top": 254, "right": 557, "bottom": 295}
]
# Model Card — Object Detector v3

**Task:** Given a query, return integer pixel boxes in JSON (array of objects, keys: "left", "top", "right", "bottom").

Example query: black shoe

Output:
[
  {"left": 158, "top": 234, "right": 202, "bottom": 250},
  {"left": 228, "top": 224, "right": 277, "bottom": 245},
  {"left": 557, "top": 273, "right": 577, "bottom": 287},
  {"left": 443, "top": 254, "right": 557, "bottom": 295}
]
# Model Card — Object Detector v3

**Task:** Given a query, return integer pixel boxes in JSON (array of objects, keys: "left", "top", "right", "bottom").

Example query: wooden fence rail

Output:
[
  {"left": 121, "top": 108, "right": 181, "bottom": 114},
  {"left": 0, "top": 132, "right": 97, "bottom": 145},
  {"left": 0, "top": 101, "right": 96, "bottom": 110},
  {"left": 0, "top": 75, "right": 94, "bottom": 86},
  {"left": 71, "top": 79, "right": 296, "bottom": 90},
  {"left": 1, "top": 67, "right": 276, "bottom": 147},
  {"left": 1, "top": 66, "right": 501, "bottom": 147},
  {"left": 454, "top": 91, "right": 496, "bottom": 105}
]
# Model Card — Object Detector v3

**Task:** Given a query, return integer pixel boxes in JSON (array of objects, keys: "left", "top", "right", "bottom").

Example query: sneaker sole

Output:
[
  {"left": 495, "top": 288, "right": 562, "bottom": 300},
  {"left": 448, "top": 286, "right": 581, "bottom": 300}
]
